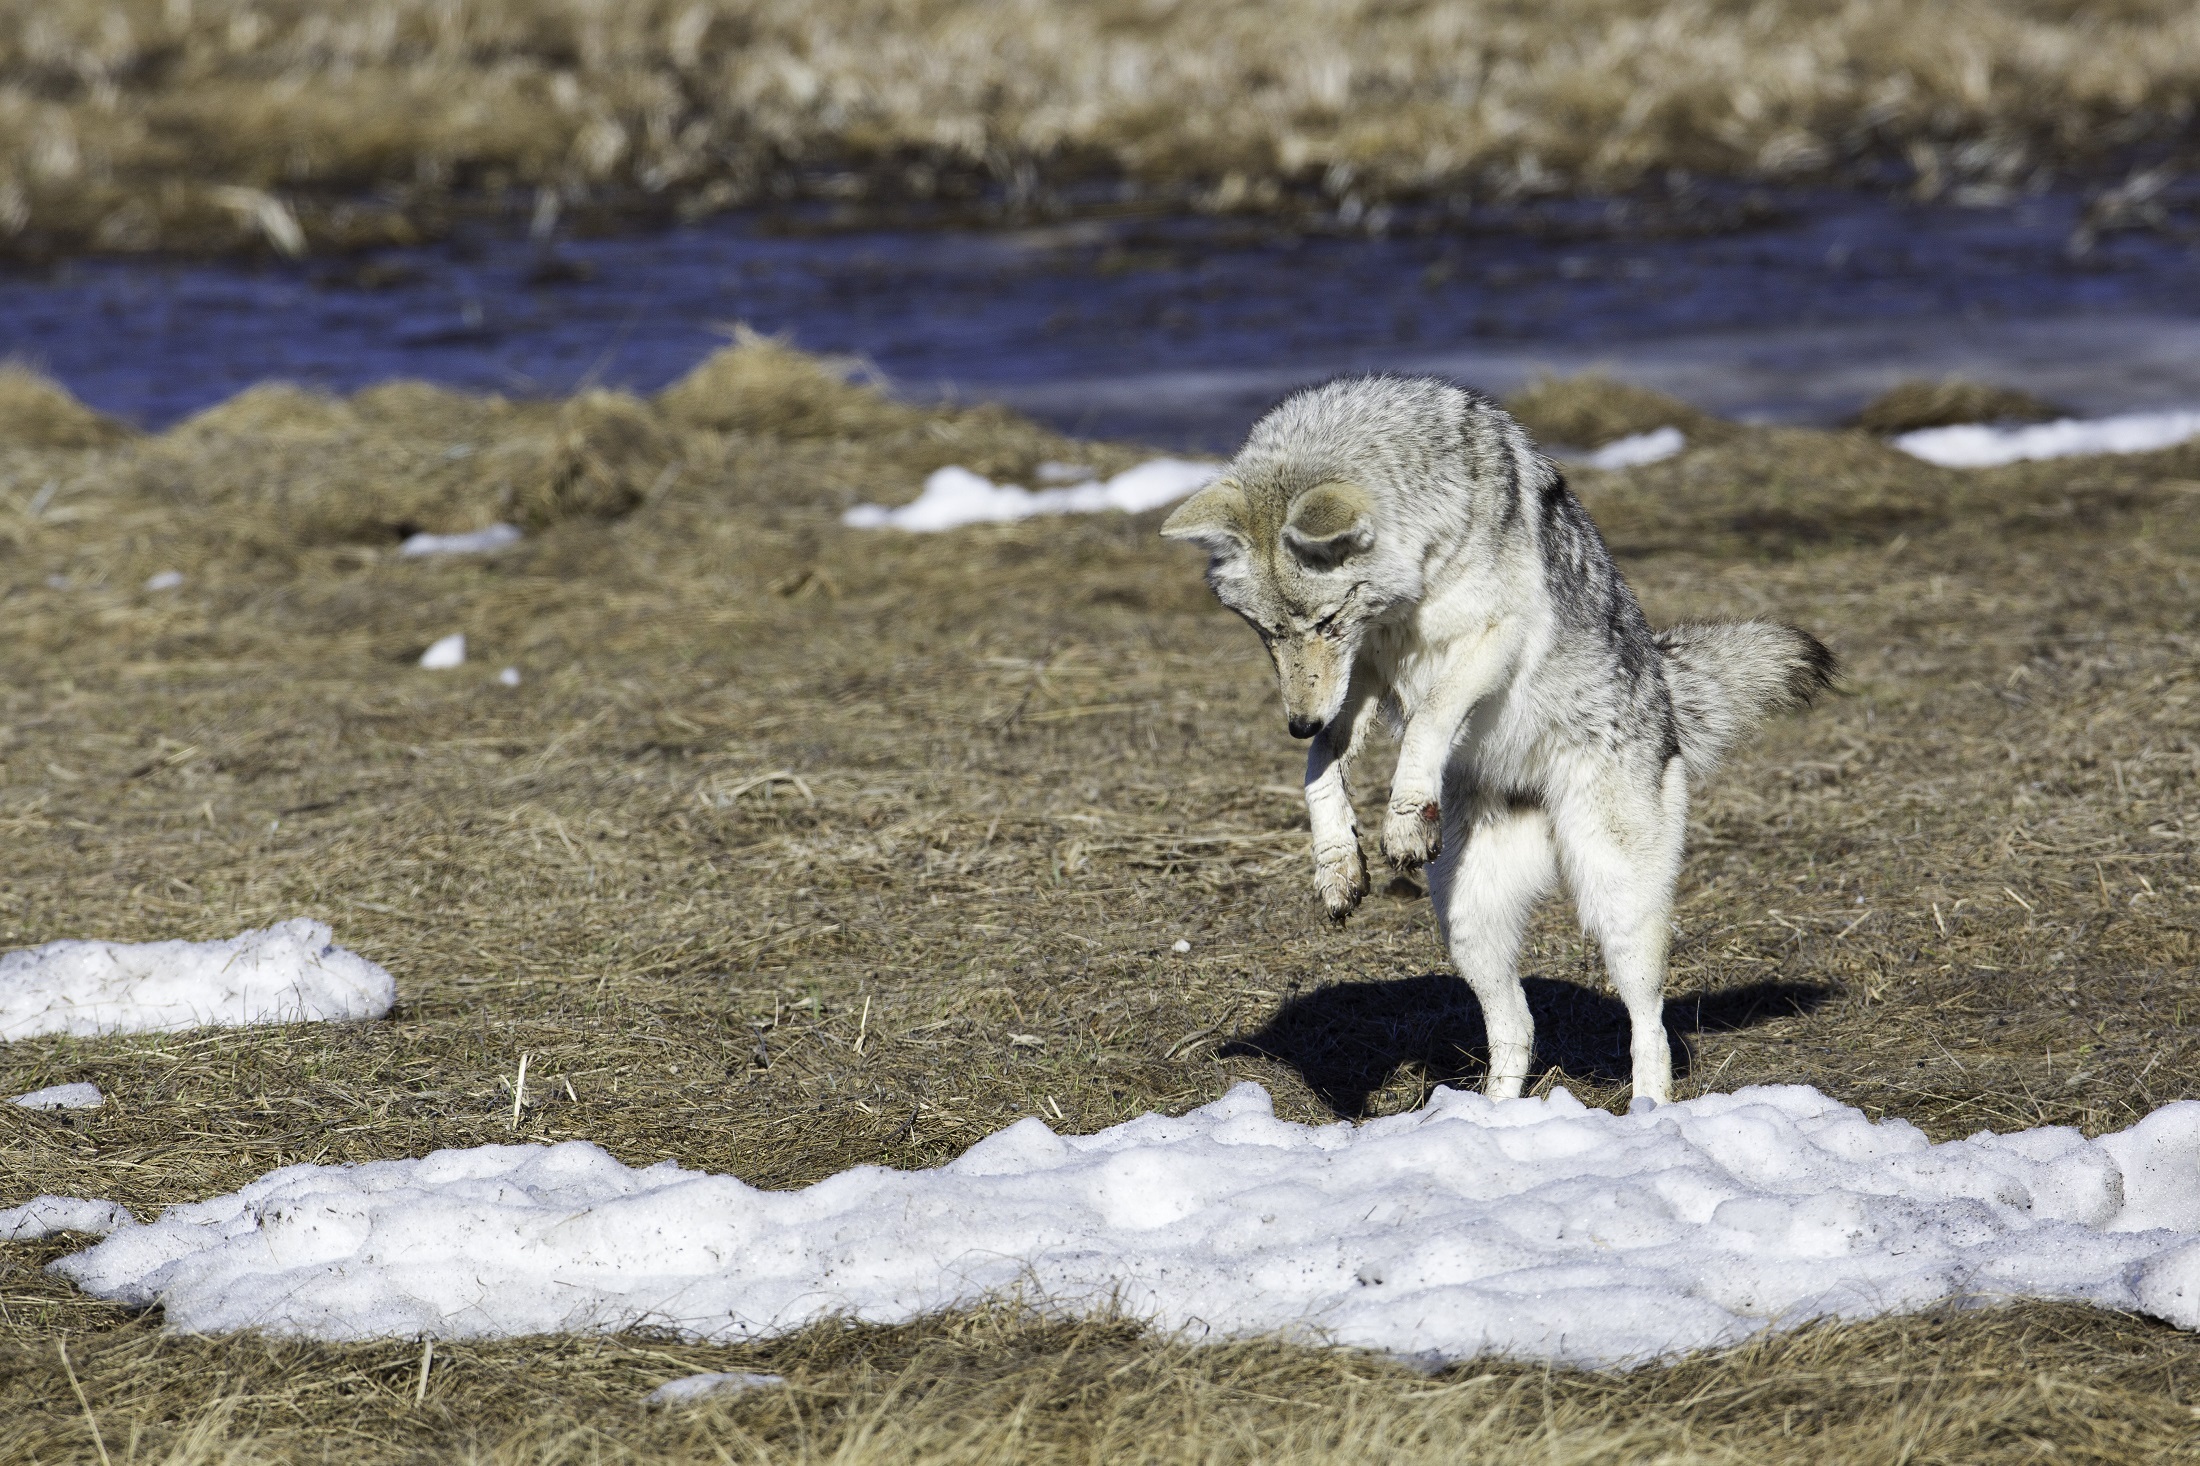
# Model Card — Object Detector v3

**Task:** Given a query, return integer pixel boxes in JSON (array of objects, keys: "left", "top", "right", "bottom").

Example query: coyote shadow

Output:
[{"left": 1218, "top": 972, "right": 1835, "bottom": 1117}]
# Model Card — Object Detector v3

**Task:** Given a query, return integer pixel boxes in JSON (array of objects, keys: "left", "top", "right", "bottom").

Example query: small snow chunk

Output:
[
  {"left": 497, "top": 667, "right": 521, "bottom": 688},
  {"left": 40, "top": 1085, "right": 2200, "bottom": 1365},
  {"left": 844, "top": 459, "right": 1221, "bottom": 532},
  {"left": 645, "top": 1371, "right": 785, "bottom": 1407},
  {"left": 0, "top": 1196, "right": 135, "bottom": 1240},
  {"left": 12, "top": 1082, "right": 104, "bottom": 1110},
  {"left": 1172, "top": 939, "right": 1192, "bottom": 954},
  {"left": 143, "top": 570, "right": 184, "bottom": 592},
  {"left": 418, "top": 633, "right": 466, "bottom": 670},
  {"left": 1895, "top": 409, "right": 2200, "bottom": 467},
  {"left": 0, "top": 918, "right": 396, "bottom": 1040},
  {"left": 1585, "top": 426, "right": 1686, "bottom": 470},
  {"left": 400, "top": 522, "right": 523, "bottom": 557}
]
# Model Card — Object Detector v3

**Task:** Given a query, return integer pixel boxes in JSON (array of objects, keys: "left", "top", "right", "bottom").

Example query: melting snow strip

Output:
[
  {"left": 400, "top": 523, "right": 524, "bottom": 557},
  {"left": 0, "top": 919, "right": 395, "bottom": 1041},
  {"left": 645, "top": 1372, "right": 786, "bottom": 1406},
  {"left": 1581, "top": 426, "right": 1686, "bottom": 469},
  {"left": 11, "top": 1082, "right": 104, "bottom": 1110},
  {"left": 1895, "top": 409, "right": 2200, "bottom": 467},
  {"left": 2, "top": 1196, "right": 136, "bottom": 1241},
  {"left": 843, "top": 460, "right": 1221, "bottom": 532},
  {"left": 31, "top": 1081, "right": 2200, "bottom": 1366}
]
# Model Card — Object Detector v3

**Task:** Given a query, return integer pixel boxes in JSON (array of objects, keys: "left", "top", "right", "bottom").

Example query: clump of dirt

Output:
[
  {"left": 657, "top": 329, "right": 923, "bottom": 440},
  {"left": 0, "top": 365, "right": 132, "bottom": 449},
  {"left": 1851, "top": 378, "right": 2068, "bottom": 434},
  {"left": 1504, "top": 373, "right": 1731, "bottom": 450}
]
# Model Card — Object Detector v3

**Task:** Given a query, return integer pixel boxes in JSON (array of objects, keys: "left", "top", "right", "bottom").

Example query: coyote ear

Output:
[
  {"left": 1160, "top": 480, "right": 1249, "bottom": 557},
  {"left": 1283, "top": 481, "right": 1375, "bottom": 569}
]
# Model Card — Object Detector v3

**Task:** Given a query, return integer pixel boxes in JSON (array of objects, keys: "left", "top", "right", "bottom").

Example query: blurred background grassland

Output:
[{"left": 0, "top": 0, "right": 2197, "bottom": 257}]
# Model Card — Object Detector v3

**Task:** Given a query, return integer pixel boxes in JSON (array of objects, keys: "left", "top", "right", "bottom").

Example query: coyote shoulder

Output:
[{"left": 1162, "top": 375, "right": 1833, "bottom": 1105}]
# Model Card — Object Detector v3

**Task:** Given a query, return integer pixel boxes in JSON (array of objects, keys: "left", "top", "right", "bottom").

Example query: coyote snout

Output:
[{"left": 1272, "top": 637, "right": 1351, "bottom": 738}]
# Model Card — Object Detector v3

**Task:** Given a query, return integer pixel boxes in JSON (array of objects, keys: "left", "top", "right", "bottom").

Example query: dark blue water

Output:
[{"left": 4, "top": 187, "right": 2196, "bottom": 450}]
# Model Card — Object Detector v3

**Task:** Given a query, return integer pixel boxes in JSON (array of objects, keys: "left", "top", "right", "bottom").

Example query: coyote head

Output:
[{"left": 1162, "top": 477, "right": 1386, "bottom": 739}]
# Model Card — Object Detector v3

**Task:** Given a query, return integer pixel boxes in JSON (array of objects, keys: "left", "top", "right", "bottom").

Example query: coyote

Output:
[{"left": 1162, "top": 376, "right": 1833, "bottom": 1105}]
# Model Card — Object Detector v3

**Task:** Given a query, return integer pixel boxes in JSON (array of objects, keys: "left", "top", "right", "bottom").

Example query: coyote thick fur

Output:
[{"left": 1162, "top": 375, "right": 1834, "bottom": 1105}]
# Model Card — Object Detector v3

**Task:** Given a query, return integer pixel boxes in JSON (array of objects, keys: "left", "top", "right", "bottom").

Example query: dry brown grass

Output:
[
  {"left": 1502, "top": 372, "right": 1734, "bottom": 449},
  {"left": 2, "top": 1, "right": 2198, "bottom": 258},
  {"left": 0, "top": 363, "right": 131, "bottom": 448},
  {"left": 1850, "top": 377, "right": 2071, "bottom": 435},
  {"left": 2, "top": 358, "right": 2199, "bottom": 1460}
]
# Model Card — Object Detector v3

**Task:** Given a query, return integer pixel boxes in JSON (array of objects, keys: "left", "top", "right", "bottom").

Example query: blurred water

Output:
[{"left": 2, "top": 187, "right": 2195, "bottom": 450}]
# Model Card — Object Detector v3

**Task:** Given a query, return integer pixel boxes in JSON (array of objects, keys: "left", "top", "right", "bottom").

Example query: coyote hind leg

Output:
[
  {"left": 1426, "top": 788, "right": 1558, "bottom": 1099},
  {"left": 1552, "top": 757, "right": 1689, "bottom": 1106}
]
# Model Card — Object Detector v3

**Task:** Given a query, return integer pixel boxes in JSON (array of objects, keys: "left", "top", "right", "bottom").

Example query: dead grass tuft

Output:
[
  {"left": 2, "top": 342, "right": 2198, "bottom": 1460},
  {"left": 512, "top": 389, "right": 679, "bottom": 528},
  {"left": 0, "top": 365, "right": 133, "bottom": 449},
  {"left": 657, "top": 329, "right": 922, "bottom": 441},
  {"left": 169, "top": 382, "right": 359, "bottom": 441},
  {"left": 1852, "top": 378, "right": 2071, "bottom": 435},
  {"left": 1502, "top": 373, "right": 1730, "bottom": 449}
]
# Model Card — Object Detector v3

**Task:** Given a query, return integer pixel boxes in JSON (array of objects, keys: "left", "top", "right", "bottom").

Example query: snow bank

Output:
[
  {"left": 843, "top": 460, "right": 1220, "bottom": 532},
  {"left": 400, "top": 523, "right": 523, "bottom": 557},
  {"left": 1895, "top": 409, "right": 2200, "bottom": 467},
  {"left": 12, "top": 1082, "right": 103, "bottom": 1110},
  {"left": 43, "top": 1082, "right": 2200, "bottom": 1364},
  {"left": 0, "top": 919, "right": 395, "bottom": 1041},
  {"left": 1583, "top": 426, "right": 1685, "bottom": 470}
]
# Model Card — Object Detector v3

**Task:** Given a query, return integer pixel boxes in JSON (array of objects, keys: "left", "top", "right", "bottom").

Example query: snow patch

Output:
[
  {"left": 400, "top": 523, "right": 523, "bottom": 557},
  {"left": 0, "top": 919, "right": 395, "bottom": 1040},
  {"left": 844, "top": 460, "right": 1221, "bottom": 532},
  {"left": 2, "top": 1196, "right": 135, "bottom": 1241},
  {"left": 645, "top": 1372, "right": 786, "bottom": 1406},
  {"left": 41, "top": 1082, "right": 2200, "bottom": 1364},
  {"left": 1895, "top": 409, "right": 2200, "bottom": 467},
  {"left": 12, "top": 1082, "right": 104, "bottom": 1110},
  {"left": 143, "top": 570, "right": 184, "bottom": 592},
  {"left": 1583, "top": 426, "right": 1686, "bottom": 469},
  {"left": 418, "top": 633, "right": 466, "bottom": 669}
]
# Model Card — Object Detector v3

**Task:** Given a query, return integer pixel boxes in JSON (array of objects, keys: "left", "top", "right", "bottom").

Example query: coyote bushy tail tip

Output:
[{"left": 1657, "top": 621, "right": 1837, "bottom": 780}]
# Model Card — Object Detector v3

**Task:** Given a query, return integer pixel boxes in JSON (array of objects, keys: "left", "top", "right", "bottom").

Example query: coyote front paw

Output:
[
  {"left": 1313, "top": 839, "right": 1370, "bottom": 923},
  {"left": 1381, "top": 797, "right": 1443, "bottom": 869}
]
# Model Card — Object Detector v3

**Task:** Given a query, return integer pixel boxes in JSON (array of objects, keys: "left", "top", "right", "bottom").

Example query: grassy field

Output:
[
  {"left": 2, "top": 344, "right": 2199, "bottom": 1460},
  {"left": 0, "top": 0, "right": 2197, "bottom": 258}
]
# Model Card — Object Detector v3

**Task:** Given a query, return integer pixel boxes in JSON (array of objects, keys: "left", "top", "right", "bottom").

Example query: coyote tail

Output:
[{"left": 1657, "top": 621, "right": 1837, "bottom": 780}]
